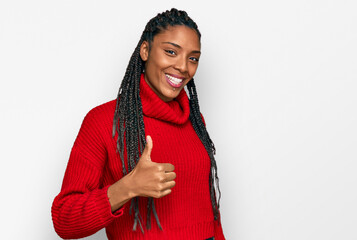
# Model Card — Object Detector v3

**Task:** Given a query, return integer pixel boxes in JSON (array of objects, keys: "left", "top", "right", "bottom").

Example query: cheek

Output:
[
  {"left": 151, "top": 51, "right": 172, "bottom": 70},
  {"left": 188, "top": 64, "right": 199, "bottom": 76},
  {"left": 158, "top": 57, "right": 174, "bottom": 69}
]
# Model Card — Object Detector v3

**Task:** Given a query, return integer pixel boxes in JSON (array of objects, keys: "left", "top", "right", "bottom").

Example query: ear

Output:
[{"left": 140, "top": 41, "right": 149, "bottom": 61}]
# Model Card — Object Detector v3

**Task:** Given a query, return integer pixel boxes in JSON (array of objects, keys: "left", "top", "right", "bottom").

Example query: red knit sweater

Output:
[{"left": 51, "top": 74, "right": 225, "bottom": 240}]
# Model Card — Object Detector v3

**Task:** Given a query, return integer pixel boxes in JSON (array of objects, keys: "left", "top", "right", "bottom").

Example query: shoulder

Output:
[
  {"left": 84, "top": 99, "right": 117, "bottom": 123},
  {"left": 77, "top": 99, "right": 118, "bottom": 137},
  {"left": 200, "top": 112, "right": 206, "bottom": 127},
  {"left": 72, "top": 100, "right": 118, "bottom": 166}
]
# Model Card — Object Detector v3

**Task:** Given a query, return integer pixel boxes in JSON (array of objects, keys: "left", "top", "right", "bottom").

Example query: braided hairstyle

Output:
[{"left": 112, "top": 8, "right": 221, "bottom": 233}]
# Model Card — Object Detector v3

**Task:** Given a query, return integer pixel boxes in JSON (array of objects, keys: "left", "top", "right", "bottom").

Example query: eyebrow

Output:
[{"left": 162, "top": 41, "right": 201, "bottom": 54}]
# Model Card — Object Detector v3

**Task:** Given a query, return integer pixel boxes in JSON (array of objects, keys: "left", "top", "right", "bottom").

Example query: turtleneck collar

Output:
[{"left": 139, "top": 73, "right": 190, "bottom": 125}]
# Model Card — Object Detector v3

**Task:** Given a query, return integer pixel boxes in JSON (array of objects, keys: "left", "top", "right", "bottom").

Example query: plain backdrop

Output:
[{"left": 1, "top": 0, "right": 356, "bottom": 239}]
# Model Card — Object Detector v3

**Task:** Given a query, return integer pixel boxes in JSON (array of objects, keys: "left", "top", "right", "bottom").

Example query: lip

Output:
[
  {"left": 166, "top": 73, "right": 185, "bottom": 79},
  {"left": 165, "top": 74, "right": 184, "bottom": 88}
]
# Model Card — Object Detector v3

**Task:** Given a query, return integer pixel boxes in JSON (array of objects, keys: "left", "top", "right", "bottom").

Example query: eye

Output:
[
  {"left": 165, "top": 50, "right": 176, "bottom": 55},
  {"left": 189, "top": 57, "right": 199, "bottom": 63}
]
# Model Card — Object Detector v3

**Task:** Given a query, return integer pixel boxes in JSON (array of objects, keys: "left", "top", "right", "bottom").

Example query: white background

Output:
[{"left": 1, "top": 0, "right": 356, "bottom": 239}]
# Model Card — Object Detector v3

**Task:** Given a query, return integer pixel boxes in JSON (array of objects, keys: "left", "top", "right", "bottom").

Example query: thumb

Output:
[{"left": 142, "top": 135, "right": 153, "bottom": 161}]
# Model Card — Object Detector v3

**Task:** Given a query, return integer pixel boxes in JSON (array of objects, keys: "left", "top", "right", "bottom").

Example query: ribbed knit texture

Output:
[{"left": 51, "top": 74, "right": 225, "bottom": 240}]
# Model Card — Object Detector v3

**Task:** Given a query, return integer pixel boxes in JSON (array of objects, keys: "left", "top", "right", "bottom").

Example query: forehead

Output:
[{"left": 152, "top": 25, "right": 201, "bottom": 50}]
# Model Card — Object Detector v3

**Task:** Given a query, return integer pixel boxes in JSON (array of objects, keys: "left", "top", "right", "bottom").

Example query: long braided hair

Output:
[{"left": 112, "top": 8, "right": 221, "bottom": 233}]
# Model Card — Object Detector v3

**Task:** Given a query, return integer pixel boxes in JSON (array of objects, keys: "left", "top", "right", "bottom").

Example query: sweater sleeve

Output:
[
  {"left": 200, "top": 112, "right": 226, "bottom": 239},
  {"left": 51, "top": 109, "right": 124, "bottom": 239},
  {"left": 214, "top": 217, "right": 226, "bottom": 240}
]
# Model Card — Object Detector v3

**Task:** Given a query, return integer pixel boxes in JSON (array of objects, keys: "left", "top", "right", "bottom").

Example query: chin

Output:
[{"left": 163, "top": 91, "right": 179, "bottom": 101}]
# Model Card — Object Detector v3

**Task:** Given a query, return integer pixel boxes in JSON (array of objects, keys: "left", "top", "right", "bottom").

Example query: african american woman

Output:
[{"left": 51, "top": 8, "right": 225, "bottom": 240}]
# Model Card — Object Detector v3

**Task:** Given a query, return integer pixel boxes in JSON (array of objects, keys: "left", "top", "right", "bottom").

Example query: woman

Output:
[{"left": 52, "top": 8, "right": 224, "bottom": 240}]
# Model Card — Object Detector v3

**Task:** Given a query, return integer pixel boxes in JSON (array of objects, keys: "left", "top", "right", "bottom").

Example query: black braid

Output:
[
  {"left": 112, "top": 8, "right": 221, "bottom": 233},
  {"left": 186, "top": 79, "right": 221, "bottom": 221}
]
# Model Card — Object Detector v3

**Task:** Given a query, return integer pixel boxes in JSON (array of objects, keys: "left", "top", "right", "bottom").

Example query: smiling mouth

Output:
[{"left": 165, "top": 74, "right": 184, "bottom": 87}]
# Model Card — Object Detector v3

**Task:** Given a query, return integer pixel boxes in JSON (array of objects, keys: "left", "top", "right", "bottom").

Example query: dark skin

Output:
[
  {"left": 107, "top": 25, "right": 201, "bottom": 212},
  {"left": 141, "top": 25, "right": 201, "bottom": 102}
]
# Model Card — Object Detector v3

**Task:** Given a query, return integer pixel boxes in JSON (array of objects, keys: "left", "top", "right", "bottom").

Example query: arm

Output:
[
  {"left": 214, "top": 215, "right": 226, "bottom": 240},
  {"left": 51, "top": 109, "right": 125, "bottom": 239},
  {"left": 200, "top": 113, "right": 226, "bottom": 239}
]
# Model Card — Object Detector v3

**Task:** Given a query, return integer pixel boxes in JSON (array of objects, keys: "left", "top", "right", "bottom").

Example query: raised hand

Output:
[
  {"left": 107, "top": 135, "right": 176, "bottom": 212},
  {"left": 128, "top": 135, "right": 176, "bottom": 198}
]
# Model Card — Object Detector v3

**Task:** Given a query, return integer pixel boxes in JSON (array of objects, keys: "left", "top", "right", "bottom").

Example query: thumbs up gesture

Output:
[
  {"left": 107, "top": 136, "right": 176, "bottom": 212},
  {"left": 126, "top": 135, "right": 176, "bottom": 198}
]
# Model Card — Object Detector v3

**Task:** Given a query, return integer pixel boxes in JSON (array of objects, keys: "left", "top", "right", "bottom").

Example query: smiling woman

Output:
[
  {"left": 51, "top": 8, "right": 225, "bottom": 240},
  {"left": 140, "top": 25, "right": 201, "bottom": 102}
]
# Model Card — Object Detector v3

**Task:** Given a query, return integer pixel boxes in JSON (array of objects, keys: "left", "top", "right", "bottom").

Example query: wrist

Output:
[
  {"left": 124, "top": 170, "right": 138, "bottom": 198},
  {"left": 107, "top": 176, "right": 135, "bottom": 212}
]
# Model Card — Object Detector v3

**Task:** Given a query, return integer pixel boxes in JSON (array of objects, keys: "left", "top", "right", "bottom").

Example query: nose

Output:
[{"left": 174, "top": 56, "right": 188, "bottom": 73}]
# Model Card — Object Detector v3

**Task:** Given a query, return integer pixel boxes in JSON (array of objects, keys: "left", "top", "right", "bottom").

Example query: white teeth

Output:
[{"left": 166, "top": 74, "right": 183, "bottom": 84}]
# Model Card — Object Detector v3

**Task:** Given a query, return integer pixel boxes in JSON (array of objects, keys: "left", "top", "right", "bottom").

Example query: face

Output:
[{"left": 140, "top": 25, "right": 201, "bottom": 102}]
